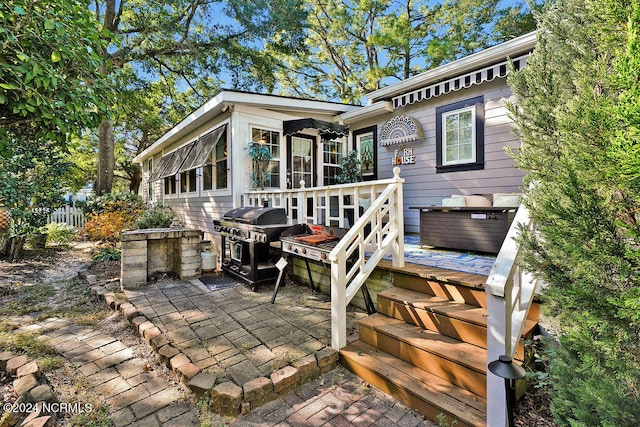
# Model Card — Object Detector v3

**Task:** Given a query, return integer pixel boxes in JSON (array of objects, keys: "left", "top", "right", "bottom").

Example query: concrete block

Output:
[
  {"left": 270, "top": 366, "right": 299, "bottom": 395},
  {"left": 210, "top": 382, "right": 242, "bottom": 416},
  {"left": 6, "top": 355, "right": 28, "bottom": 376},
  {"left": 0, "top": 351, "right": 16, "bottom": 371},
  {"left": 243, "top": 376, "right": 276, "bottom": 407},
  {"left": 292, "top": 355, "right": 319, "bottom": 383},
  {"left": 315, "top": 347, "right": 339, "bottom": 374},
  {"left": 177, "top": 363, "right": 201, "bottom": 385},
  {"left": 13, "top": 373, "right": 39, "bottom": 396},
  {"left": 17, "top": 361, "right": 40, "bottom": 379},
  {"left": 30, "top": 384, "right": 57, "bottom": 403},
  {"left": 157, "top": 345, "right": 180, "bottom": 366},
  {"left": 170, "top": 353, "right": 190, "bottom": 371},
  {"left": 188, "top": 372, "right": 216, "bottom": 395}
]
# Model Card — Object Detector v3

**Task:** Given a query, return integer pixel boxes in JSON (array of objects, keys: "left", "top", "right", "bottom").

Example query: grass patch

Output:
[
  {"left": 38, "top": 356, "right": 64, "bottom": 372},
  {"left": 0, "top": 331, "right": 57, "bottom": 358},
  {"left": 0, "top": 282, "right": 55, "bottom": 316}
]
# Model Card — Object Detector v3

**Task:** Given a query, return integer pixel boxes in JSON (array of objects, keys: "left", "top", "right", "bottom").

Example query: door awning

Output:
[
  {"left": 180, "top": 124, "right": 227, "bottom": 172},
  {"left": 283, "top": 118, "right": 348, "bottom": 138}
]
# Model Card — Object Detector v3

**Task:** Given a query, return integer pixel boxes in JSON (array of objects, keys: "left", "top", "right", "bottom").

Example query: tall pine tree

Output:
[{"left": 508, "top": 0, "right": 640, "bottom": 424}]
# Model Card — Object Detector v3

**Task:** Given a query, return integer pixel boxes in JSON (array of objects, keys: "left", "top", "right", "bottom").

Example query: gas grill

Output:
[
  {"left": 213, "top": 206, "right": 290, "bottom": 290},
  {"left": 273, "top": 223, "right": 376, "bottom": 314}
]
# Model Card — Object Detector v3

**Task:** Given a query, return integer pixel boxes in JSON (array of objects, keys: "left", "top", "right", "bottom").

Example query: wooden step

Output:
[
  {"left": 377, "top": 287, "right": 537, "bottom": 359},
  {"left": 359, "top": 313, "right": 487, "bottom": 397},
  {"left": 340, "top": 340, "right": 486, "bottom": 427},
  {"left": 376, "top": 259, "right": 542, "bottom": 321}
]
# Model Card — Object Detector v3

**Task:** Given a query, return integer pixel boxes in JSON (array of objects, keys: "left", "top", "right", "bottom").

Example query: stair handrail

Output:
[
  {"left": 485, "top": 203, "right": 544, "bottom": 426},
  {"left": 329, "top": 167, "right": 405, "bottom": 350}
]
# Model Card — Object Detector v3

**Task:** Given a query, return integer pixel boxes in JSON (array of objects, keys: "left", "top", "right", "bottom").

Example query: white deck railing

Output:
[
  {"left": 485, "top": 204, "right": 543, "bottom": 426},
  {"left": 243, "top": 168, "right": 405, "bottom": 350}
]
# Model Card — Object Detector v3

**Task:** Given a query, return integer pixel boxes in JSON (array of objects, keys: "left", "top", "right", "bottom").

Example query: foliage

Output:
[
  {"left": 133, "top": 205, "right": 180, "bottom": 229},
  {"left": 0, "top": 0, "right": 110, "bottom": 155},
  {"left": 0, "top": 137, "right": 71, "bottom": 238},
  {"left": 44, "top": 222, "right": 77, "bottom": 246},
  {"left": 507, "top": 0, "right": 640, "bottom": 424},
  {"left": 93, "top": 0, "right": 308, "bottom": 195},
  {"left": 92, "top": 246, "right": 121, "bottom": 262},
  {"left": 246, "top": 142, "right": 273, "bottom": 189},
  {"left": 272, "top": 0, "right": 539, "bottom": 103},
  {"left": 335, "top": 150, "right": 363, "bottom": 184},
  {"left": 83, "top": 192, "right": 145, "bottom": 218},
  {"left": 84, "top": 211, "right": 135, "bottom": 243}
]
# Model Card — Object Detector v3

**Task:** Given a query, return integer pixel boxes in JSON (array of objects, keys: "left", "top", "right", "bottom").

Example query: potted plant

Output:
[
  {"left": 246, "top": 142, "right": 273, "bottom": 190},
  {"left": 335, "top": 150, "right": 363, "bottom": 184}
]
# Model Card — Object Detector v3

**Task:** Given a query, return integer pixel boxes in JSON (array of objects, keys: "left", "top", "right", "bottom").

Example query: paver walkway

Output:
[{"left": 27, "top": 317, "right": 199, "bottom": 426}]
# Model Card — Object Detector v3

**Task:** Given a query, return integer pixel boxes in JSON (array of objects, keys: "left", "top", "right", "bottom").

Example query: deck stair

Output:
[{"left": 340, "top": 267, "right": 539, "bottom": 427}]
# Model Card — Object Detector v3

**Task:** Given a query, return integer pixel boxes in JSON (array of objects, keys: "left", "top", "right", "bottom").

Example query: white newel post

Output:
[
  {"left": 331, "top": 260, "right": 347, "bottom": 350},
  {"left": 487, "top": 290, "right": 508, "bottom": 427}
]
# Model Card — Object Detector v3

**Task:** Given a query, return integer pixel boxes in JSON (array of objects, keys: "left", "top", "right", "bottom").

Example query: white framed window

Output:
[
  {"left": 322, "top": 138, "right": 344, "bottom": 185},
  {"left": 251, "top": 128, "right": 280, "bottom": 188},
  {"left": 436, "top": 96, "right": 484, "bottom": 173},
  {"left": 442, "top": 107, "right": 475, "bottom": 165},
  {"left": 179, "top": 169, "right": 197, "bottom": 193},
  {"left": 164, "top": 176, "right": 177, "bottom": 195}
]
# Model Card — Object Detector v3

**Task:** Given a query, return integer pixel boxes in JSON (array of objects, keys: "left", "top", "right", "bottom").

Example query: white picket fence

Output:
[{"left": 48, "top": 205, "right": 86, "bottom": 228}]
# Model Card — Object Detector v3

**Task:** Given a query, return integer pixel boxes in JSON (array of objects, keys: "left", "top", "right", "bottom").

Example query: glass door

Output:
[{"left": 290, "top": 135, "right": 315, "bottom": 188}]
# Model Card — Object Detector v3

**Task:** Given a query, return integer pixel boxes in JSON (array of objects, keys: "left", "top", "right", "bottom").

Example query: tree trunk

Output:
[
  {"left": 8, "top": 235, "right": 24, "bottom": 261},
  {"left": 129, "top": 163, "right": 142, "bottom": 194},
  {"left": 96, "top": 117, "right": 115, "bottom": 196}
]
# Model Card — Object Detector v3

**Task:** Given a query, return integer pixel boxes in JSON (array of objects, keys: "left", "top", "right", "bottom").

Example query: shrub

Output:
[
  {"left": 84, "top": 191, "right": 145, "bottom": 217},
  {"left": 44, "top": 222, "right": 77, "bottom": 246},
  {"left": 92, "top": 246, "right": 121, "bottom": 262},
  {"left": 133, "top": 205, "right": 181, "bottom": 229},
  {"left": 83, "top": 192, "right": 144, "bottom": 242},
  {"left": 84, "top": 211, "right": 134, "bottom": 243}
]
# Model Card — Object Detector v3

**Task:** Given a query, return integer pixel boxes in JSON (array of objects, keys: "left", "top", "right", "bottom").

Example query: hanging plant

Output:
[{"left": 246, "top": 142, "right": 273, "bottom": 190}]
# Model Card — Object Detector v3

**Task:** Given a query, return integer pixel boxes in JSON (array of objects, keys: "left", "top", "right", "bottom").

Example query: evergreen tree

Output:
[{"left": 507, "top": 0, "right": 640, "bottom": 424}]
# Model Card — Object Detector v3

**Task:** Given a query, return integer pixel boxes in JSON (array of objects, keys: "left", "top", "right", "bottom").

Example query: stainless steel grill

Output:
[{"left": 213, "top": 207, "right": 290, "bottom": 290}]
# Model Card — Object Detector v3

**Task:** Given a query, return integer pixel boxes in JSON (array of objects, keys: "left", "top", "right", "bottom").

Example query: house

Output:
[
  {"left": 134, "top": 31, "right": 535, "bottom": 240},
  {"left": 132, "top": 31, "right": 539, "bottom": 426}
]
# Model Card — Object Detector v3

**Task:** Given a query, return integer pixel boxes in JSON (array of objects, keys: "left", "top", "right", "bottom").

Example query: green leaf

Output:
[
  {"left": 0, "top": 93, "right": 6, "bottom": 104},
  {"left": 13, "top": 6, "right": 26, "bottom": 15},
  {"left": 44, "top": 20, "right": 55, "bottom": 30},
  {"left": 17, "top": 53, "right": 29, "bottom": 62},
  {"left": 51, "top": 51, "right": 61, "bottom": 62},
  {"left": 0, "top": 83, "right": 19, "bottom": 90}
]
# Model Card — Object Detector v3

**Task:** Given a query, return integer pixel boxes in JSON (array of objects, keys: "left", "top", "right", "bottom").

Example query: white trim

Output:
[
  {"left": 339, "top": 101, "right": 393, "bottom": 124},
  {"left": 442, "top": 106, "right": 476, "bottom": 166},
  {"left": 134, "top": 91, "right": 357, "bottom": 163}
]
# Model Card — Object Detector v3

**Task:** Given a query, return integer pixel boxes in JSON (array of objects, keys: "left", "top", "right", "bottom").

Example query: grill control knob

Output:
[
  {"left": 287, "top": 244, "right": 292, "bottom": 250},
  {"left": 301, "top": 248, "right": 307, "bottom": 254},
  {"left": 320, "top": 253, "right": 326, "bottom": 260}
]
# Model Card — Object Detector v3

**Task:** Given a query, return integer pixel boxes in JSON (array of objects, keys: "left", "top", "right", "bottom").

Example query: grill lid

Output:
[{"left": 222, "top": 207, "right": 287, "bottom": 225}]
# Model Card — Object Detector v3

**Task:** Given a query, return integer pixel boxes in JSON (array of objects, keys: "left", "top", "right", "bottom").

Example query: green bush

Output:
[
  {"left": 133, "top": 205, "right": 181, "bottom": 229},
  {"left": 84, "top": 191, "right": 145, "bottom": 217},
  {"left": 44, "top": 222, "right": 77, "bottom": 246},
  {"left": 92, "top": 246, "right": 121, "bottom": 262}
]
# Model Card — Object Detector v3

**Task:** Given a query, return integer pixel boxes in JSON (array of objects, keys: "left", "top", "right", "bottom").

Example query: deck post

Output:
[
  {"left": 330, "top": 260, "right": 347, "bottom": 350},
  {"left": 487, "top": 289, "right": 508, "bottom": 427}
]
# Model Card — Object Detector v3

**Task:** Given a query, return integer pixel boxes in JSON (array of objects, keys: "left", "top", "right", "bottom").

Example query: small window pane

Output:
[
  {"left": 203, "top": 165, "right": 213, "bottom": 191},
  {"left": 461, "top": 128, "right": 473, "bottom": 144},
  {"left": 446, "top": 114, "right": 458, "bottom": 128},
  {"left": 459, "top": 110, "right": 473, "bottom": 127},
  {"left": 460, "top": 143, "right": 473, "bottom": 160},
  {"left": 446, "top": 146, "right": 458, "bottom": 161}
]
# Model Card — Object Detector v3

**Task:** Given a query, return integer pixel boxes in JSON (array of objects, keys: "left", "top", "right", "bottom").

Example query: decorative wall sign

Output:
[
  {"left": 379, "top": 115, "right": 424, "bottom": 146},
  {"left": 393, "top": 147, "right": 416, "bottom": 165}
]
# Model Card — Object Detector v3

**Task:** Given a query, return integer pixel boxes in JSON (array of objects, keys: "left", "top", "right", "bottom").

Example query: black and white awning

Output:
[{"left": 283, "top": 118, "right": 348, "bottom": 139}]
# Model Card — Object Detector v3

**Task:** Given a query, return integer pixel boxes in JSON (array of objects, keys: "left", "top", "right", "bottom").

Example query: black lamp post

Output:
[{"left": 488, "top": 355, "right": 526, "bottom": 427}]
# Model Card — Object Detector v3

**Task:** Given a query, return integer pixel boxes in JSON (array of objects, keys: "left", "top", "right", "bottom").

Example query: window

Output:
[
  {"left": 215, "top": 134, "right": 228, "bottom": 189},
  {"left": 323, "top": 138, "right": 344, "bottom": 185},
  {"left": 147, "top": 159, "right": 153, "bottom": 200},
  {"left": 436, "top": 96, "right": 484, "bottom": 173},
  {"left": 251, "top": 128, "right": 280, "bottom": 188},
  {"left": 197, "top": 125, "right": 228, "bottom": 192},
  {"left": 353, "top": 126, "right": 377, "bottom": 180},
  {"left": 179, "top": 169, "right": 197, "bottom": 193},
  {"left": 164, "top": 176, "right": 177, "bottom": 195}
]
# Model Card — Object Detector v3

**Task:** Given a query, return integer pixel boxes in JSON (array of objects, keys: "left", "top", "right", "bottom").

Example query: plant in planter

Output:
[
  {"left": 246, "top": 142, "right": 273, "bottom": 190},
  {"left": 335, "top": 150, "right": 363, "bottom": 184}
]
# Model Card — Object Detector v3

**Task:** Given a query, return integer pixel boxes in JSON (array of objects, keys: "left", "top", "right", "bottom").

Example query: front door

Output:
[{"left": 288, "top": 135, "right": 316, "bottom": 189}]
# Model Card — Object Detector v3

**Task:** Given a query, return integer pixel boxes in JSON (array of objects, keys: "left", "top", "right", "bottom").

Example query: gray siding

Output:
[{"left": 360, "top": 79, "right": 523, "bottom": 234}]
